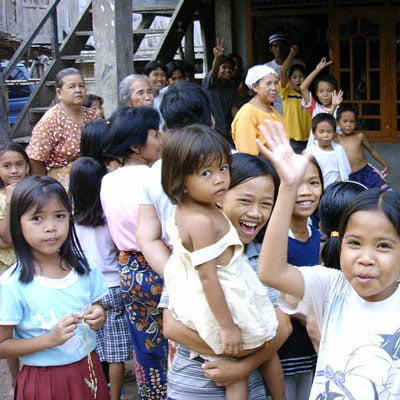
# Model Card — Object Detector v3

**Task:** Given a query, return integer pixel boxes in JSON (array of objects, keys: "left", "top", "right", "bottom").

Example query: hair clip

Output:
[{"left": 330, "top": 231, "right": 340, "bottom": 238}]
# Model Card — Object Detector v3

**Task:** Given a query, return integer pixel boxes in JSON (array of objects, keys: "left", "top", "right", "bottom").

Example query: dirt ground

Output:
[{"left": 0, "top": 358, "right": 138, "bottom": 399}]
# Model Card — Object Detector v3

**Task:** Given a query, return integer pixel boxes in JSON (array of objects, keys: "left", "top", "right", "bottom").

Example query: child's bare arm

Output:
[
  {"left": 329, "top": 89, "right": 343, "bottom": 115},
  {"left": 300, "top": 57, "right": 333, "bottom": 104},
  {"left": 362, "top": 136, "right": 390, "bottom": 177},
  {"left": 256, "top": 121, "right": 306, "bottom": 298},
  {"left": 211, "top": 38, "right": 224, "bottom": 80},
  {"left": 280, "top": 44, "right": 298, "bottom": 88},
  {"left": 0, "top": 314, "right": 82, "bottom": 358},
  {"left": 136, "top": 204, "right": 171, "bottom": 277},
  {"left": 191, "top": 215, "right": 243, "bottom": 355}
]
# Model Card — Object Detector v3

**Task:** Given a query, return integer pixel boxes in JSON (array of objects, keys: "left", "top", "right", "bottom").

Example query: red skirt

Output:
[{"left": 15, "top": 351, "right": 110, "bottom": 400}]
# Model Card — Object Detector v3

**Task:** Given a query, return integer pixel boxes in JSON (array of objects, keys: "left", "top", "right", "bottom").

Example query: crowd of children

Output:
[{"left": 0, "top": 29, "right": 398, "bottom": 400}]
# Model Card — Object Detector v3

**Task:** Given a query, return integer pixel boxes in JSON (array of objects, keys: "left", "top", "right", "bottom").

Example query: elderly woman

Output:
[
  {"left": 119, "top": 74, "right": 154, "bottom": 108},
  {"left": 26, "top": 68, "right": 98, "bottom": 188},
  {"left": 231, "top": 65, "right": 285, "bottom": 155}
]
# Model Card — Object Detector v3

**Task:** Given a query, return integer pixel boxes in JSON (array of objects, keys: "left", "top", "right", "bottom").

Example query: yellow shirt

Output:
[
  {"left": 0, "top": 192, "right": 15, "bottom": 273},
  {"left": 231, "top": 103, "right": 284, "bottom": 155}
]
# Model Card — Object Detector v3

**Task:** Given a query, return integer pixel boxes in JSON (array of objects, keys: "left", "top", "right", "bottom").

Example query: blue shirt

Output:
[{"left": 0, "top": 263, "right": 107, "bottom": 366}]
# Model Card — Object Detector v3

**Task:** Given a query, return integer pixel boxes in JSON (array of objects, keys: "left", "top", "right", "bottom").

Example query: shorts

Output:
[{"left": 349, "top": 163, "right": 390, "bottom": 190}]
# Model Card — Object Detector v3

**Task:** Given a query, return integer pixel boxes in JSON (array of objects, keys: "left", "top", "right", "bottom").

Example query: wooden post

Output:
[
  {"left": 92, "top": 0, "right": 133, "bottom": 117},
  {"left": 0, "top": 71, "right": 10, "bottom": 141},
  {"left": 215, "top": 0, "right": 232, "bottom": 54}
]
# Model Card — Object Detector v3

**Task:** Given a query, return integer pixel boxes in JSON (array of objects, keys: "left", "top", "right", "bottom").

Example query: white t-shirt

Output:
[
  {"left": 279, "top": 266, "right": 400, "bottom": 400},
  {"left": 100, "top": 165, "right": 152, "bottom": 251},
  {"left": 74, "top": 223, "right": 119, "bottom": 287},
  {"left": 139, "top": 159, "right": 175, "bottom": 247}
]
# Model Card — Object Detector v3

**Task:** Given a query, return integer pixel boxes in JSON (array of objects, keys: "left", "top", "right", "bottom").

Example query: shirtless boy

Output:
[{"left": 336, "top": 104, "right": 390, "bottom": 189}]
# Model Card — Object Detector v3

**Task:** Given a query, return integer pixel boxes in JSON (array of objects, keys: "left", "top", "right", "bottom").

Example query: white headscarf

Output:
[{"left": 245, "top": 65, "right": 278, "bottom": 89}]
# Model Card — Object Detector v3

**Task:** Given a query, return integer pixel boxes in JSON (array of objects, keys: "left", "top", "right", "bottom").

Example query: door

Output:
[{"left": 332, "top": 9, "right": 399, "bottom": 140}]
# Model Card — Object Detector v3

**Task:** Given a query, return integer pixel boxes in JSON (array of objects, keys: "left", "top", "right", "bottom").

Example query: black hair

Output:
[
  {"left": 336, "top": 104, "right": 357, "bottom": 122},
  {"left": 166, "top": 60, "right": 184, "bottom": 79},
  {"left": 160, "top": 81, "right": 212, "bottom": 129},
  {"left": 319, "top": 181, "right": 367, "bottom": 269},
  {"left": 0, "top": 142, "right": 30, "bottom": 188},
  {"left": 230, "top": 153, "right": 279, "bottom": 201},
  {"left": 218, "top": 55, "right": 234, "bottom": 69},
  {"left": 80, "top": 119, "right": 109, "bottom": 162},
  {"left": 70, "top": 157, "right": 107, "bottom": 228},
  {"left": 103, "top": 106, "right": 160, "bottom": 159},
  {"left": 312, "top": 112, "right": 337, "bottom": 133},
  {"left": 288, "top": 64, "right": 307, "bottom": 78},
  {"left": 314, "top": 75, "right": 338, "bottom": 105},
  {"left": 55, "top": 67, "right": 83, "bottom": 89},
  {"left": 162, "top": 124, "right": 231, "bottom": 204},
  {"left": 182, "top": 61, "right": 195, "bottom": 79},
  {"left": 230, "top": 153, "right": 280, "bottom": 243},
  {"left": 143, "top": 60, "right": 167, "bottom": 76},
  {"left": 82, "top": 94, "right": 104, "bottom": 108},
  {"left": 10, "top": 176, "right": 90, "bottom": 283}
]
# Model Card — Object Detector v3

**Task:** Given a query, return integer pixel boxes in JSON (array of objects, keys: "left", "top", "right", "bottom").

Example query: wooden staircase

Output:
[{"left": 6, "top": 0, "right": 204, "bottom": 142}]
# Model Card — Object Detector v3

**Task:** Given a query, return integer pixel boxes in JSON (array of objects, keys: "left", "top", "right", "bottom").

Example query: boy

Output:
[
  {"left": 336, "top": 104, "right": 390, "bottom": 189},
  {"left": 202, "top": 38, "right": 242, "bottom": 147},
  {"left": 308, "top": 113, "right": 351, "bottom": 188}
]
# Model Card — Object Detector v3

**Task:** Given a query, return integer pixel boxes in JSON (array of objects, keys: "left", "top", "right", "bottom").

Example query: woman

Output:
[
  {"left": 143, "top": 60, "right": 167, "bottom": 109},
  {"left": 100, "top": 106, "right": 167, "bottom": 400},
  {"left": 161, "top": 153, "right": 292, "bottom": 400},
  {"left": 119, "top": 74, "right": 154, "bottom": 108},
  {"left": 231, "top": 65, "right": 284, "bottom": 155},
  {"left": 26, "top": 68, "right": 98, "bottom": 188}
]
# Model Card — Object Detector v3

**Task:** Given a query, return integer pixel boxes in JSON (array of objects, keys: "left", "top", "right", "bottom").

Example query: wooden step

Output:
[
  {"left": 29, "top": 107, "right": 49, "bottom": 114},
  {"left": 75, "top": 30, "right": 93, "bottom": 36},
  {"left": 132, "top": 6, "right": 176, "bottom": 15},
  {"left": 133, "top": 28, "right": 164, "bottom": 35}
]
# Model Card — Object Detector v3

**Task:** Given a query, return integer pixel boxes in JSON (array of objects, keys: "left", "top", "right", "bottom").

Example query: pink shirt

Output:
[{"left": 100, "top": 165, "right": 152, "bottom": 251}]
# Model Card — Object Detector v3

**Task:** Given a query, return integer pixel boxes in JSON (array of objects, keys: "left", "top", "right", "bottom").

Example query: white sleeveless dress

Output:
[{"left": 164, "top": 213, "right": 278, "bottom": 354}]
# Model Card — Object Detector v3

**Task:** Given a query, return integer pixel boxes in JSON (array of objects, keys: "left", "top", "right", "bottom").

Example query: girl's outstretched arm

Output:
[
  {"left": 256, "top": 120, "right": 307, "bottom": 299},
  {"left": 0, "top": 314, "right": 81, "bottom": 358}
]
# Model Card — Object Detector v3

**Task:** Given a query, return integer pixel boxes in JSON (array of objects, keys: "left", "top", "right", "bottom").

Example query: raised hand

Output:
[
  {"left": 331, "top": 89, "right": 343, "bottom": 107},
  {"left": 289, "top": 44, "right": 299, "bottom": 55},
  {"left": 256, "top": 120, "right": 309, "bottom": 187},
  {"left": 213, "top": 37, "right": 225, "bottom": 58},
  {"left": 316, "top": 57, "right": 333, "bottom": 71}
]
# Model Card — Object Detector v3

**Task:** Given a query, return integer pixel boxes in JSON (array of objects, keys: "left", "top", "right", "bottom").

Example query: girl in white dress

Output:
[{"left": 161, "top": 124, "right": 278, "bottom": 400}]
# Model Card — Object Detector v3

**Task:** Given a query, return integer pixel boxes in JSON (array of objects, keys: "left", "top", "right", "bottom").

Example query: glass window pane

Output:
[
  {"left": 360, "top": 19, "right": 379, "bottom": 37},
  {"left": 369, "top": 38, "right": 379, "bottom": 68},
  {"left": 358, "top": 118, "right": 380, "bottom": 131},
  {"left": 362, "top": 103, "right": 380, "bottom": 115},
  {"left": 340, "top": 72, "right": 350, "bottom": 99},
  {"left": 340, "top": 19, "right": 358, "bottom": 38},
  {"left": 340, "top": 40, "right": 350, "bottom": 68},
  {"left": 370, "top": 71, "right": 380, "bottom": 100}
]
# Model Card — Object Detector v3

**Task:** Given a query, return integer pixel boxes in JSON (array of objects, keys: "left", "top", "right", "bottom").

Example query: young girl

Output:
[
  {"left": 280, "top": 44, "right": 311, "bottom": 153},
  {"left": 308, "top": 113, "right": 351, "bottom": 188},
  {"left": 70, "top": 157, "right": 132, "bottom": 400},
  {"left": 161, "top": 125, "right": 278, "bottom": 399},
  {"left": 0, "top": 176, "right": 110, "bottom": 400},
  {"left": 257, "top": 120, "right": 400, "bottom": 400},
  {"left": 300, "top": 57, "right": 343, "bottom": 147},
  {"left": 0, "top": 143, "right": 30, "bottom": 399},
  {"left": 278, "top": 156, "right": 323, "bottom": 400}
]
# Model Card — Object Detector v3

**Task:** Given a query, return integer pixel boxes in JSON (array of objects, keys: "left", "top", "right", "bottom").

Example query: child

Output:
[
  {"left": 278, "top": 157, "right": 323, "bottom": 400},
  {"left": 280, "top": 44, "right": 311, "bottom": 153},
  {"left": 0, "top": 176, "right": 110, "bottom": 400},
  {"left": 202, "top": 38, "right": 242, "bottom": 146},
  {"left": 83, "top": 94, "right": 105, "bottom": 119},
  {"left": 336, "top": 104, "right": 390, "bottom": 190},
  {"left": 161, "top": 125, "right": 278, "bottom": 399},
  {"left": 300, "top": 57, "right": 343, "bottom": 147},
  {"left": 0, "top": 142, "right": 30, "bottom": 399},
  {"left": 257, "top": 119, "right": 400, "bottom": 400},
  {"left": 70, "top": 157, "right": 132, "bottom": 400},
  {"left": 308, "top": 113, "right": 351, "bottom": 188}
]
